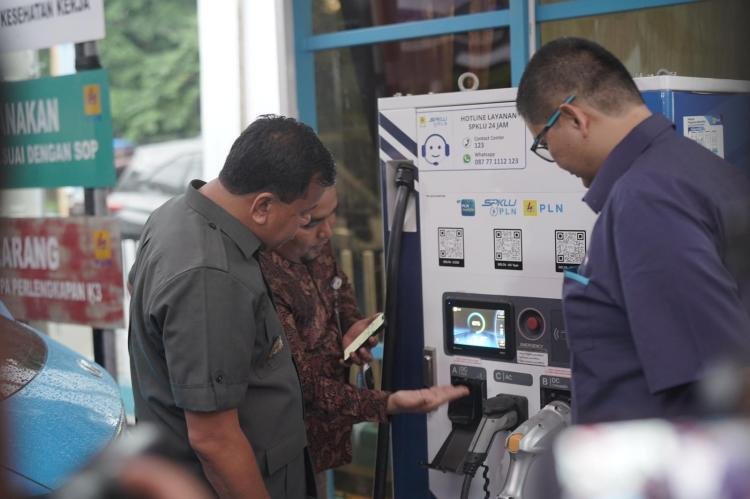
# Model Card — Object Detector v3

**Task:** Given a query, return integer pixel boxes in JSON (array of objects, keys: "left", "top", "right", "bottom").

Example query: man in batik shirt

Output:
[{"left": 259, "top": 186, "right": 467, "bottom": 496}]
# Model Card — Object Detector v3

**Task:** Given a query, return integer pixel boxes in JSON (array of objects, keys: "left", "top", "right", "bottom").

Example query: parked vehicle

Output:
[
  {"left": 0, "top": 302, "right": 126, "bottom": 496},
  {"left": 107, "top": 137, "right": 202, "bottom": 240}
]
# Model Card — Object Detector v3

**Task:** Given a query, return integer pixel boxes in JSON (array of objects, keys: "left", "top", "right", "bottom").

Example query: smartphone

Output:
[{"left": 343, "top": 312, "right": 385, "bottom": 361}]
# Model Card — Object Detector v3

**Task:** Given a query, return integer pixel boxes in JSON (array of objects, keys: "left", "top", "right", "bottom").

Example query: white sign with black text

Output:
[
  {"left": 416, "top": 102, "right": 527, "bottom": 171},
  {"left": 0, "top": 0, "right": 105, "bottom": 53}
]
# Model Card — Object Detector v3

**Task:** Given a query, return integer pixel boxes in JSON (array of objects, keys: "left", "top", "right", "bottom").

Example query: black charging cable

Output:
[{"left": 372, "top": 161, "right": 417, "bottom": 499}]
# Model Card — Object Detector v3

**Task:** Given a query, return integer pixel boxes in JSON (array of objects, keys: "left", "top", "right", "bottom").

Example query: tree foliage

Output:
[{"left": 99, "top": 0, "right": 200, "bottom": 144}]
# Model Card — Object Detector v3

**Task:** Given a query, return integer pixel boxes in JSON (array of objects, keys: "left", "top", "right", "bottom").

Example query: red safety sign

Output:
[{"left": 0, "top": 217, "right": 124, "bottom": 328}]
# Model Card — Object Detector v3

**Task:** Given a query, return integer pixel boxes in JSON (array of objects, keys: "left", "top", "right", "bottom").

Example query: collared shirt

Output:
[
  {"left": 128, "top": 180, "right": 309, "bottom": 498},
  {"left": 259, "top": 243, "right": 389, "bottom": 472},
  {"left": 564, "top": 114, "right": 750, "bottom": 424}
]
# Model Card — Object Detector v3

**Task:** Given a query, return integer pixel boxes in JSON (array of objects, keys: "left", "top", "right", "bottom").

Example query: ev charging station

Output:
[{"left": 377, "top": 76, "right": 750, "bottom": 499}]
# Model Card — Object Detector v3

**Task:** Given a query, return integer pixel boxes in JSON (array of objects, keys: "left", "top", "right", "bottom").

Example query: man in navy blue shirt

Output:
[{"left": 516, "top": 37, "right": 750, "bottom": 424}]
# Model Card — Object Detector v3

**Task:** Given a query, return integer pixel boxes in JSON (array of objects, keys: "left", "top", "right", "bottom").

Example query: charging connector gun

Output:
[
  {"left": 497, "top": 400, "right": 571, "bottom": 499},
  {"left": 459, "top": 394, "right": 527, "bottom": 499}
]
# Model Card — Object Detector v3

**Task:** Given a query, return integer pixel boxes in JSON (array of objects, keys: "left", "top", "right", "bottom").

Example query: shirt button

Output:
[{"left": 208, "top": 222, "right": 217, "bottom": 230}]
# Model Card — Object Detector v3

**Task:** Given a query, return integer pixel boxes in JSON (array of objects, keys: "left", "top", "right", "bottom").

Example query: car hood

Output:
[{"left": 2, "top": 330, "right": 125, "bottom": 493}]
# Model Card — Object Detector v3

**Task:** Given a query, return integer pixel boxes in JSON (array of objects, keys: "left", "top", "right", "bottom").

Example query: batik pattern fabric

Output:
[{"left": 259, "top": 243, "right": 389, "bottom": 472}]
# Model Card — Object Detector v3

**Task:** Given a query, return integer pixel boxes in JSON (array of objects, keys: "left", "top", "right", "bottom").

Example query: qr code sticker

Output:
[
  {"left": 438, "top": 227, "right": 464, "bottom": 267},
  {"left": 493, "top": 229, "right": 523, "bottom": 270},
  {"left": 554, "top": 230, "right": 586, "bottom": 272}
]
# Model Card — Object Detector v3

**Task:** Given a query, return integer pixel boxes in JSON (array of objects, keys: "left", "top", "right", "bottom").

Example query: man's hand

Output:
[
  {"left": 342, "top": 314, "right": 381, "bottom": 365},
  {"left": 386, "top": 385, "right": 470, "bottom": 414}
]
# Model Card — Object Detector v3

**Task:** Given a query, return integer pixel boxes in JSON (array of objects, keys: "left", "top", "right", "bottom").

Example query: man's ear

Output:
[
  {"left": 248, "top": 192, "right": 274, "bottom": 225},
  {"left": 559, "top": 103, "right": 591, "bottom": 138}
]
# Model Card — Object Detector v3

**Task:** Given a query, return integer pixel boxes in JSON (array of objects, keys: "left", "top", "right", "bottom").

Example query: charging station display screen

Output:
[
  {"left": 444, "top": 296, "right": 514, "bottom": 360},
  {"left": 453, "top": 307, "right": 506, "bottom": 349}
]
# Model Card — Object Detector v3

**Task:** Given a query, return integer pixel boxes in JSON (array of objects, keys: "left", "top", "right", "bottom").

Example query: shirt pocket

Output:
[
  {"left": 563, "top": 268, "right": 595, "bottom": 354},
  {"left": 253, "top": 315, "right": 288, "bottom": 378}
]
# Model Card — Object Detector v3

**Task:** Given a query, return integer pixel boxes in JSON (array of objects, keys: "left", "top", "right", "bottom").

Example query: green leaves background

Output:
[{"left": 100, "top": 0, "right": 200, "bottom": 144}]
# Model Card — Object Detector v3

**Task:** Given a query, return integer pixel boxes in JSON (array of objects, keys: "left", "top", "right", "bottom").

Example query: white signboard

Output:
[
  {"left": 0, "top": 0, "right": 105, "bottom": 53},
  {"left": 416, "top": 103, "right": 527, "bottom": 171},
  {"left": 683, "top": 115, "right": 725, "bottom": 158}
]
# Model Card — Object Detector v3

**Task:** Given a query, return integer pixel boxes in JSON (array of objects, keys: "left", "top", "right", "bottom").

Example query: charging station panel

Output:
[{"left": 380, "top": 86, "right": 587, "bottom": 498}]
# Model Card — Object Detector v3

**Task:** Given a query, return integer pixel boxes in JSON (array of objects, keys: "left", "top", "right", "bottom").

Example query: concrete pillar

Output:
[{"left": 198, "top": 0, "right": 297, "bottom": 179}]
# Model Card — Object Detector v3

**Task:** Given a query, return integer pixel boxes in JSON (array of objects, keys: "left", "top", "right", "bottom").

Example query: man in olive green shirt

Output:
[{"left": 128, "top": 115, "right": 335, "bottom": 498}]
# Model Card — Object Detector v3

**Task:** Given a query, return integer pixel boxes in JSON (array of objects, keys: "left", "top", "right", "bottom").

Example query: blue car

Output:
[{"left": 0, "top": 302, "right": 126, "bottom": 496}]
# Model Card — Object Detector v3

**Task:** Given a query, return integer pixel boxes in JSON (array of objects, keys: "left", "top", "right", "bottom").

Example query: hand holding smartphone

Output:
[{"left": 343, "top": 312, "right": 384, "bottom": 361}]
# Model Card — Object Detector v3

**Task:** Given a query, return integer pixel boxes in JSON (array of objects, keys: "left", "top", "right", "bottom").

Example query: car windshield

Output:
[{"left": 0, "top": 315, "right": 48, "bottom": 401}]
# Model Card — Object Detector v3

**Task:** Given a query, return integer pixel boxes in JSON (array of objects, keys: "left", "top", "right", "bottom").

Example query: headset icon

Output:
[{"left": 421, "top": 134, "right": 450, "bottom": 165}]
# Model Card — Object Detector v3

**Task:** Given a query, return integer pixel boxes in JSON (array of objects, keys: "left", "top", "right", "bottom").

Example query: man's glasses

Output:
[{"left": 530, "top": 95, "right": 576, "bottom": 162}]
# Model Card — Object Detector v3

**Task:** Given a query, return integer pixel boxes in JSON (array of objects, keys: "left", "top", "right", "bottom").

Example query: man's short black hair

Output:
[
  {"left": 219, "top": 115, "right": 336, "bottom": 202},
  {"left": 517, "top": 37, "right": 644, "bottom": 124}
]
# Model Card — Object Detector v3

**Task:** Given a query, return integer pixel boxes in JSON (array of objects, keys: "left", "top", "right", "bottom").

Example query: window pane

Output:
[
  {"left": 314, "top": 0, "right": 509, "bottom": 34},
  {"left": 316, "top": 27, "right": 509, "bottom": 252},
  {"left": 539, "top": 0, "right": 750, "bottom": 80}
]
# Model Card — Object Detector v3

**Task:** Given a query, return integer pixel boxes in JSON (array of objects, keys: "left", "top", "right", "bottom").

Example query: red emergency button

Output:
[
  {"left": 526, "top": 316, "right": 540, "bottom": 331},
  {"left": 518, "top": 308, "right": 545, "bottom": 340}
]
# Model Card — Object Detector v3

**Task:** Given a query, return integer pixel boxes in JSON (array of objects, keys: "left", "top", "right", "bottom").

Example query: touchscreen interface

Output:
[
  {"left": 444, "top": 296, "right": 514, "bottom": 360},
  {"left": 451, "top": 305, "right": 507, "bottom": 351}
]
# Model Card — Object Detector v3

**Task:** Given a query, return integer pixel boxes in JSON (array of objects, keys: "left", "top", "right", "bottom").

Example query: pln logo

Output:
[
  {"left": 92, "top": 230, "right": 113, "bottom": 265},
  {"left": 458, "top": 199, "right": 475, "bottom": 216},
  {"left": 523, "top": 199, "right": 565, "bottom": 216},
  {"left": 523, "top": 200, "right": 538, "bottom": 216},
  {"left": 83, "top": 84, "right": 102, "bottom": 116}
]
